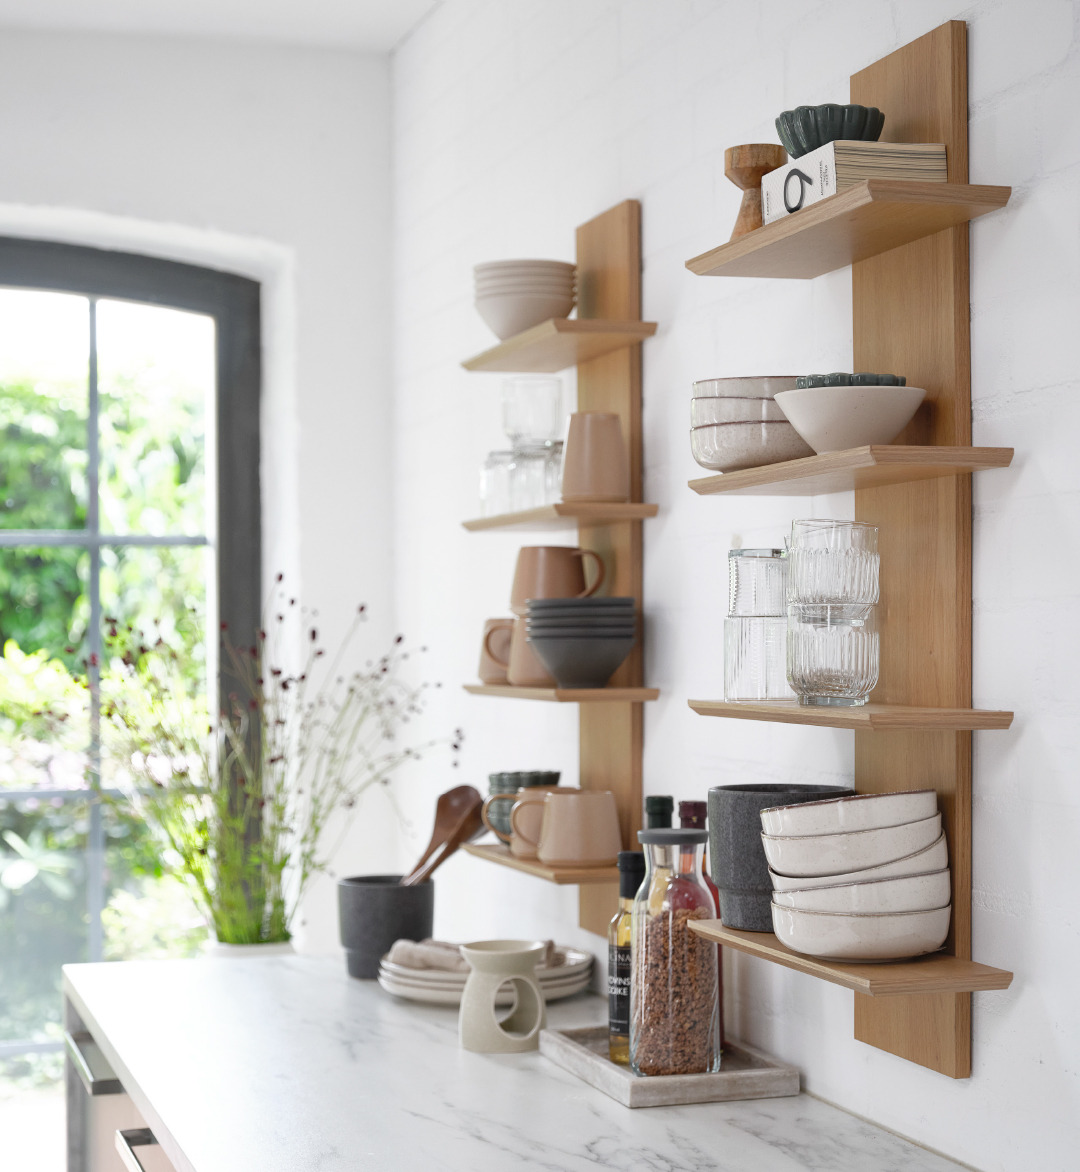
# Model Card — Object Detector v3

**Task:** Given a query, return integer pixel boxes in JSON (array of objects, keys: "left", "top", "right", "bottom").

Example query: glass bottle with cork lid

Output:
[
  {"left": 630, "top": 828, "right": 721, "bottom": 1076},
  {"left": 607, "top": 850, "right": 646, "bottom": 1065}
]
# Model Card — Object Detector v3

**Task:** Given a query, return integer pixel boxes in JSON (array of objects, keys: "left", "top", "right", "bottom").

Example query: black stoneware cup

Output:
[{"left": 337, "top": 875, "right": 434, "bottom": 979}]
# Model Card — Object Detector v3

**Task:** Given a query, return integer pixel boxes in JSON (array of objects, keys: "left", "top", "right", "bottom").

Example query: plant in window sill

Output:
[{"left": 95, "top": 581, "right": 461, "bottom": 947}]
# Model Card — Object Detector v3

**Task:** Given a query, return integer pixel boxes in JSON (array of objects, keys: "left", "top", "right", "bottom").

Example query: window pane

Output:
[
  {"left": 0, "top": 797, "right": 89, "bottom": 1044},
  {"left": 97, "top": 300, "right": 214, "bottom": 536},
  {"left": 0, "top": 546, "right": 89, "bottom": 678},
  {"left": 0, "top": 289, "right": 89, "bottom": 531}
]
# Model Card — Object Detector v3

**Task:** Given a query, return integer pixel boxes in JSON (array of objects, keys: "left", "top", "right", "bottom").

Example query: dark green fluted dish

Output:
[
  {"left": 796, "top": 373, "right": 906, "bottom": 389},
  {"left": 775, "top": 104, "right": 885, "bottom": 158}
]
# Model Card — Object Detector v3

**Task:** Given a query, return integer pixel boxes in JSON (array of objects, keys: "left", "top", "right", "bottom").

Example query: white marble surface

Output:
[{"left": 64, "top": 957, "right": 970, "bottom": 1172}]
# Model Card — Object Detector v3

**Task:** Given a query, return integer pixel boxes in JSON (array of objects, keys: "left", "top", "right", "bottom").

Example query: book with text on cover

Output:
[{"left": 761, "top": 141, "right": 947, "bottom": 225}]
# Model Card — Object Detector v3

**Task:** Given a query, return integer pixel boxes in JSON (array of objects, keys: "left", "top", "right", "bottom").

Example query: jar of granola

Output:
[{"left": 630, "top": 828, "right": 721, "bottom": 1076}]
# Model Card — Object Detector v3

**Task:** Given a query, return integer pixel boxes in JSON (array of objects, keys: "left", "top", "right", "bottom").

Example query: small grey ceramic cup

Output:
[
  {"left": 708, "top": 784, "right": 853, "bottom": 930},
  {"left": 338, "top": 875, "right": 434, "bottom": 979}
]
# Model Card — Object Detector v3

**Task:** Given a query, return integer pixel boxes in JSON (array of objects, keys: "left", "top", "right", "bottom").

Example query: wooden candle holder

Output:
[{"left": 724, "top": 144, "right": 787, "bottom": 239}]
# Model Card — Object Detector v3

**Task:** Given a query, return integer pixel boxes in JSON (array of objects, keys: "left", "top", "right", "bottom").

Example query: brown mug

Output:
[
  {"left": 509, "top": 545, "right": 606, "bottom": 616},
  {"left": 478, "top": 618, "right": 514, "bottom": 684},
  {"left": 560, "top": 412, "right": 629, "bottom": 503},
  {"left": 507, "top": 616, "right": 555, "bottom": 687},
  {"left": 485, "top": 786, "right": 578, "bottom": 858},
  {"left": 513, "top": 789, "right": 623, "bottom": 867}
]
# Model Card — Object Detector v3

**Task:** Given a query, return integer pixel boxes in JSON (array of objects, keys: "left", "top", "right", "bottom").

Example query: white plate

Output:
[
  {"left": 379, "top": 946, "right": 591, "bottom": 985},
  {"left": 377, "top": 973, "right": 591, "bottom": 1006},
  {"left": 378, "top": 965, "right": 590, "bottom": 991}
]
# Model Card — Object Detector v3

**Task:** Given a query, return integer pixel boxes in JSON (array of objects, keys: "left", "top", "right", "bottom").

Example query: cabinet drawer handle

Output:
[
  {"left": 115, "top": 1128, "right": 161, "bottom": 1172},
  {"left": 64, "top": 1029, "right": 122, "bottom": 1096}
]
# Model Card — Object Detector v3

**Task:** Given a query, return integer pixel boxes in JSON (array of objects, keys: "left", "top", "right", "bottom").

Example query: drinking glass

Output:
[
  {"left": 725, "top": 616, "right": 793, "bottom": 700},
  {"left": 502, "top": 376, "right": 563, "bottom": 447},
  {"left": 543, "top": 442, "right": 564, "bottom": 505},
  {"left": 728, "top": 548, "right": 788, "bottom": 616},
  {"left": 786, "top": 603, "right": 879, "bottom": 706},
  {"left": 788, "top": 519, "right": 879, "bottom": 606},
  {"left": 508, "top": 446, "right": 548, "bottom": 511},
  {"left": 479, "top": 451, "right": 513, "bottom": 516}
]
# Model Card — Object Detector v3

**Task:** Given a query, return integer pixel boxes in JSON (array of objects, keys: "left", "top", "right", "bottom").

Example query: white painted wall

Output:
[
  {"left": 390, "top": 2, "right": 1080, "bottom": 1168},
  {"left": 0, "top": 27, "right": 399, "bottom": 947}
]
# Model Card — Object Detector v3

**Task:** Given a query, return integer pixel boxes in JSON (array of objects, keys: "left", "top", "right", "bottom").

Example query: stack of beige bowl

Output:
[
  {"left": 474, "top": 260, "right": 575, "bottom": 340},
  {"left": 760, "top": 790, "right": 951, "bottom": 961}
]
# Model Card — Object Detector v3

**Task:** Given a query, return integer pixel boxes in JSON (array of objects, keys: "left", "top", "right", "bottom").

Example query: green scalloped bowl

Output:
[{"left": 775, "top": 104, "right": 885, "bottom": 158}]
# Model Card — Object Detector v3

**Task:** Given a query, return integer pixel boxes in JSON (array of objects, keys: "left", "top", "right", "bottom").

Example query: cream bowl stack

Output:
[
  {"left": 690, "top": 376, "right": 813, "bottom": 472},
  {"left": 760, "top": 790, "right": 952, "bottom": 961},
  {"left": 474, "top": 260, "right": 576, "bottom": 340}
]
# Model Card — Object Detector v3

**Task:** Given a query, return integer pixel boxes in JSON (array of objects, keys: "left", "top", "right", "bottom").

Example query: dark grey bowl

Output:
[
  {"left": 528, "top": 597, "right": 634, "bottom": 610},
  {"left": 338, "top": 875, "right": 434, "bottom": 979},
  {"left": 528, "top": 632, "right": 635, "bottom": 688},
  {"left": 775, "top": 103, "right": 884, "bottom": 158},
  {"left": 796, "top": 372, "right": 906, "bottom": 388},
  {"left": 527, "top": 615, "right": 637, "bottom": 630},
  {"left": 708, "top": 784, "right": 854, "bottom": 930}
]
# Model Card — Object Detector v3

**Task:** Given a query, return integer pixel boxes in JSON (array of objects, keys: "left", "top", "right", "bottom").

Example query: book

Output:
[{"left": 761, "top": 140, "right": 947, "bottom": 224}]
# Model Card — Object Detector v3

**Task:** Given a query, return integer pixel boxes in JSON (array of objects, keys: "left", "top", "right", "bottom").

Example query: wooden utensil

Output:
[
  {"left": 401, "top": 785, "right": 483, "bottom": 883},
  {"left": 400, "top": 797, "right": 485, "bottom": 887},
  {"left": 724, "top": 144, "right": 788, "bottom": 239}
]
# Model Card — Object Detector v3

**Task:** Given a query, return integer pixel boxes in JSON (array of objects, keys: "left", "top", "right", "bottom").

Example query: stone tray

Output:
[{"left": 539, "top": 1026, "right": 799, "bottom": 1109}]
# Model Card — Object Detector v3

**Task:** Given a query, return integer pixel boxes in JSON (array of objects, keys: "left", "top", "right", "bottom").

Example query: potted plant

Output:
[{"left": 98, "top": 584, "right": 459, "bottom": 954}]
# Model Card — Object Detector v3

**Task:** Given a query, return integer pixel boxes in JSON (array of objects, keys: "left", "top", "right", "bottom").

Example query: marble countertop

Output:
[{"left": 64, "top": 956, "right": 966, "bottom": 1172}]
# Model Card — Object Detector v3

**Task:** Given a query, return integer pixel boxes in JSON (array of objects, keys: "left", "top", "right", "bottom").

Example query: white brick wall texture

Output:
[{"left": 390, "top": 3, "right": 1080, "bottom": 1168}]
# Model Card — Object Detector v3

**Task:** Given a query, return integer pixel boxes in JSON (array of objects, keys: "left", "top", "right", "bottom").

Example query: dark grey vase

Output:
[
  {"left": 338, "top": 875, "right": 434, "bottom": 979},
  {"left": 708, "top": 784, "right": 853, "bottom": 931}
]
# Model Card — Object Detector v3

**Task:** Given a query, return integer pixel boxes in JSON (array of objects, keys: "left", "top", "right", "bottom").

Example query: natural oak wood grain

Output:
[
  {"left": 688, "top": 922, "right": 1013, "bottom": 996},
  {"left": 462, "top": 842, "right": 619, "bottom": 884},
  {"left": 464, "top": 684, "right": 659, "bottom": 702},
  {"left": 688, "top": 445, "right": 1013, "bottom": 497},
  {"left": 687, "top": 699, "right": 1012, "bottom": 731},
  {"left": 461, "top": 318, "right": 657, "bottom": 373},
  {"left": 685, "top": 179, "right": 1009, "bottom": 280},
  {"left": 462, "top": 502, "right": 658, "bottom": 531},
  {"left": 725, "top": 144, "right": 788, "bottom": 239}
]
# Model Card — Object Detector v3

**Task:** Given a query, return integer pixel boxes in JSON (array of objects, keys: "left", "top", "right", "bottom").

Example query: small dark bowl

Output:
[
  {"left": 528, "top": 633, "right": 635, "bottom": 689},
  {"left": 796, "top": 372, "right": 906, "bottom": 389},
  {"left": 527, "top": 597, "right": 635, "bottom": 610},
  {"left": 775, "top": 103, "right": 884, "bottom": 158}
]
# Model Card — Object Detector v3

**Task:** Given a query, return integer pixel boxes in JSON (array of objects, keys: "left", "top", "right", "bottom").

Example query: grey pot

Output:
[
  {"left": 528, "top": 632, "right": 635, "bottom": 688},
  {"left": 338, "top": 875, "right": 434, "bottom": 979},
  {"left": 708, "top": 784, "right": 853, "bottom": 930}
]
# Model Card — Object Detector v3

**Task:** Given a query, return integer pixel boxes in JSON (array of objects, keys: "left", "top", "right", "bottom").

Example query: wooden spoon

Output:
[
  {"left": 402, "top": 785, "right": 483, "bottom": 883},
  {"left": 400, "top": 799, "right": 485, "bottom": 887}
]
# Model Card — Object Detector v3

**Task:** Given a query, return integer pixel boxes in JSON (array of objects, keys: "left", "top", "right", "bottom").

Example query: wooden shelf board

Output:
[
  {"left": 462, "top": 318, "right": 657, "bottom": 373},
  {"left": 689, "top": 446, "right": 1014, "bottom": 497},
  {"left": 685, "top": 180, "right": 1011, "bottom": 280},
  {"left": 466, "top": 684, "right": 659, "bottom": 703},
  {"left": 462, "top": 842, "right": 619, "bottom": 885},
  {"left": 688, "top": 921, "right": 1013, "bottom": 995},
  {"left": 462, "top": 502, "right": 658, "bottom": 531},
  {"left": 688, "top": 699, "right": 1012, "bottom": 731}
]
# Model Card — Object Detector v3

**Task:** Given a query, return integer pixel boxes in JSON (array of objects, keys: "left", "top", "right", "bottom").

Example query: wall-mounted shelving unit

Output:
[
  {"left": 683, "top": 22, "right": 1013, "bottom": 1079},
  {"left": 461, "top": 200, "right": 656, "bottom": 935}
]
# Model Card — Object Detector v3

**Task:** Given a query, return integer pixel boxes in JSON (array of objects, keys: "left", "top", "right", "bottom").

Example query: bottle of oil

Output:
[{"left": 608, "top": 850, "right": 646, "bottom": 1064}]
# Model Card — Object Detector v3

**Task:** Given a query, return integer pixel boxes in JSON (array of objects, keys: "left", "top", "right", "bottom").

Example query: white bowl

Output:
[
  {"left": 760, "top": 789, "right": 938, "bottom": 837},
  {"left": 769, "top": 833, "right": 949, "bottom": 890},
  {"left": 475, "top": 292, "right": 575, "bottom": 340},
  {"left": 475, "top": 278, "right": 575, "bottom": 293},
  {"left": 773, "top": 385, "right": 927, "bottom": 453},
  {"left": 761, "top": 812, "right": 942, "bottom": 878},
  {"left": 475, "top": 259, "right": 575, "bottom": 274},
  {"left": 771, "top": 902, "right": 951, "bottom": 960},
  {"left": 690, "top": 421, "right": 814, "bottom": 472},
  {"left": 691, "top": 397, "right": 786, "bottom": 426},
  {"left": 692, "top": 376, "right": 798, "bottom": 399},
  {"left": 771, "top": 868, "right": 951, "bottom": 914}
]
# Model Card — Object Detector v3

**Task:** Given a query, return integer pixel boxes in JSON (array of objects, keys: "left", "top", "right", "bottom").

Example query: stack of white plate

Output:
[
  {"left": 760, "top": 790, "right": 952, "bottom": 961},
  {"left": 377, "top": 945, "right": 592, "bottom": 1005},
  {"left": 474, "top": 259, "right": 575, "bottom": 340}
]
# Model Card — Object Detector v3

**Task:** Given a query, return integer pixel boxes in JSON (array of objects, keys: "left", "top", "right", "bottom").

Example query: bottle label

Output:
[{"left": 608, "top": 943, "right": 632, "bottom": 1034}]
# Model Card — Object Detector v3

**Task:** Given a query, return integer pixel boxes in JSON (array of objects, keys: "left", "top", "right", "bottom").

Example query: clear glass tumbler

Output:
[
  {"left": 502, "top": 376, "right": 563, "bottom": 447},
  {"left": 543, "top": 442, "right": 564, "bottom": 505},
  {"left": 728, "top": 548, "right": 788, "bottom": 616},
  {"left": 786, "top": 603, "right": 879, "bottom": 706},
  {"left": 725, "top": 616, "right": 794, "bottom": 700},
  {"left": 479, "top": 451, "right": 514, "bottom": 517},
  {"left": 508, "top": 446, "right": 548, "bottom": 511},
  {"left": 788, "top": 519, "right": 879, "bottom": 606}
]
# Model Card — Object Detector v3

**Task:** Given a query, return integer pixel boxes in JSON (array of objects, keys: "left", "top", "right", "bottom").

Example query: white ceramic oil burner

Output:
[{"left": 458, "top": 940, "right": 547, "bottom": 1053}]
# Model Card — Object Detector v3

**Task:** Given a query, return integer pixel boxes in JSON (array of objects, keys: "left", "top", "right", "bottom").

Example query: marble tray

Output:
[{"left": 539, "top": 1026, "right": 800, "bottom": 1108}]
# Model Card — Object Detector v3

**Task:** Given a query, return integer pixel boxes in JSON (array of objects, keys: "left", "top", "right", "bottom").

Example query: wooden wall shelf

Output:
[
  {"left": 687, "top": 699, "right": 1013, "bottom": 731},
  {"left": 688, "top": 446, "right": 1013, "bottom": 497},
  {"left": 463, "top": 502, "right": 658, "bottom": 531},
  {"left": 462, "top": 319, "right": 657, "bottom": 373},
  {"left": 688, "top": 922, "right": 1013, "bottom": 996},
  {"left": 466, "top": 684, "right": 659, "bottom": 703},
  {"left": 462, "top": 842, "right": 619, "bottom": 885},
  {"left": 685, "top": 180, "right": 1010, "bottom": 280}
]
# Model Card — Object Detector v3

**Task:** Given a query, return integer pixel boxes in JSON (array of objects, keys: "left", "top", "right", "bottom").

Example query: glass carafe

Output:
[{"left": 630, "top": 829, "right": 721, "bottom": 1076}]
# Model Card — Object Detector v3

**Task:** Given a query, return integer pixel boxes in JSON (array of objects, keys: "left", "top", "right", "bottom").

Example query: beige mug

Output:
[
  {"left": 513, "top": 789, "right": 623, "bottom": 867},
  {"left": 483, "top": 786, "right": 578, "bottom": 857},
  {"left": 509, "top": 545, "right": 606, "bottom": 616},
  {"left": 507, "top": 616, "right": 555, "bottom": 687},
  {"left": 560, "top": 412, "right": 629, "bottom": 503},
  {"left": 478, "top": 618, "right": 514, "bottom": 684}
]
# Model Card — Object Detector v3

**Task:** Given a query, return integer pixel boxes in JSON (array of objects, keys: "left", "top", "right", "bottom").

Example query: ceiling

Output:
[{"left": 0, "top": 0, "right": 441, "bottom": 51}]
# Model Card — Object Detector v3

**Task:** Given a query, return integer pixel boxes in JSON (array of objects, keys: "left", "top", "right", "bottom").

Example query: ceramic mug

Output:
[
  {"left": 507, "top": 616, "right": 556, "bottom": 687},
  {"left": 478, "top": 618, "right": 514, "bottom": 684},
  {"left": 509, "top": 545, "right": 606, "bottom": 616},
  {"left": 514, "top": 789, "right": 622, "bottom": 867},
  {"left": 560, "top": 412, "right": 629, "bottom": 503},
  {"left": 483, "top": 786, "right": 578, "bottom": 857}
]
